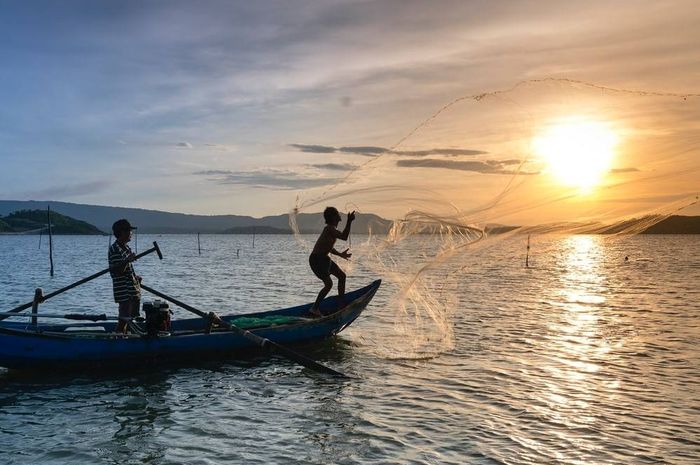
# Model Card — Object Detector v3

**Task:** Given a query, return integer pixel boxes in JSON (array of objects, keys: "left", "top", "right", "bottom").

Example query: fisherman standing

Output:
[
  {"left": 308, "top": 207, "right": 355, "bottom": 317},
  {"left": 108, "top": 219, "right": 141, "bottom": 333}
]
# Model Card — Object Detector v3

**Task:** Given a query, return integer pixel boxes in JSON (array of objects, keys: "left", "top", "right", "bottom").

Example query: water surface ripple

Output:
[{"left": 0, "top": 234, "right": 698, "bottom": 464}]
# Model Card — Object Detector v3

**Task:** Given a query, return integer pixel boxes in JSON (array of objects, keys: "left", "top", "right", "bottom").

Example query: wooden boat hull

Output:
[{"left": 0, "top": 280, "right": 380, "bottom": 371}]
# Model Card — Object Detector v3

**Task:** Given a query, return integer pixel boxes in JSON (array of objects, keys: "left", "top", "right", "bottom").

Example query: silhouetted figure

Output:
[
  {"left": 308, "top": 207, "right": 355, "bottom": 317},
  {"left": 108, "top": 219, "right": 141, "bottom": 333}
]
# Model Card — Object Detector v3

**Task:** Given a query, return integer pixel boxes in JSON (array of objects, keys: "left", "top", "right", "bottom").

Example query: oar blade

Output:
[{"left": 268, "top": 340, "right": 350, "bottom": 378}]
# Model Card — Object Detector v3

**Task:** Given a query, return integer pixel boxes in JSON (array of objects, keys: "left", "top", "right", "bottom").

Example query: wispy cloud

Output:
[
  {"left": 176, "top": 142, "right": 193, "bottom": 148},
  {"left": 291, "top": 144, "right": 486, "bottom": 157},
  {"left": 611, "top": 167, "right": 640, "bottom": 173},
  {"left": 308, "top": 163, "right": 358, "bottom": 171},
  {"left": 495, "top": 159, "right": 523, "bottom": 166},
  {"left": 396, "top": 149, "right": 487, "bottom": 157},
  {"left": 203, "top": 143, "right": 236, "bottom": 151},
  {"left": 194, "top": 169, "right": 234, "bottom": 176},
  {"left": 23, "top": 180, "right": 113, "bottom": 199},
  {"left": 338, "top": 146, "right": 388, "bottom": 155},
  {"left": 396, "top": 158, "right": 536, "bottom": 175},
  {"left": 194, "top": 168, "right": 337, "bottom": 190},
  {"left": 289, "top": 144, "right": 337, "bottom": 153},
  {"left": 601, "top": 193, "right": 696, "bottom": 204}
]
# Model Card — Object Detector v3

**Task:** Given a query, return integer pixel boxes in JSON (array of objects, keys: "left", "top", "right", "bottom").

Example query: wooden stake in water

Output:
[
  {"left": 252, "top": 226, "right": 255, "bottom": 249},
  {"left": 31, "top": 288, "right": 43, "bottom": 326},
  {"left": 525, "top": 234, "right": 530, "bottom": 268},
  {"left": 38, "top": 231, "right": 42, "bottom": 249},
  {"left": 47, "top": 206, "right": 54, "bottom": 277},
  {"left": 197, "top": 232, "right": 201, "bottom": 255}
]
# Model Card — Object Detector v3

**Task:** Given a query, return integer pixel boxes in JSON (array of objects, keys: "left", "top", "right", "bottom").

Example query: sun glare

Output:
[{"left": 533, "top": 118, "right": 618, "bottom": 192}]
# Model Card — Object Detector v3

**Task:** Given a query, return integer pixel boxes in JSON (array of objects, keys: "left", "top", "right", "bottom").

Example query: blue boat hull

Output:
[{"left": 0, "top": 280, "right": 381, "bottom": 371}]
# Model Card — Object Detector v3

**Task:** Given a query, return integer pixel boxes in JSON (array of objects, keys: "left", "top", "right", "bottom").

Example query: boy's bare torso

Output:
[{"left": 311, "top": 225, "right": 338, "bottom": 256}]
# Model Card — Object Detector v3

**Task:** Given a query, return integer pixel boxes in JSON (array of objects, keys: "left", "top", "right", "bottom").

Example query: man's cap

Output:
[{"left": 112, "top": 219, "right": 137, "bottom": 235}]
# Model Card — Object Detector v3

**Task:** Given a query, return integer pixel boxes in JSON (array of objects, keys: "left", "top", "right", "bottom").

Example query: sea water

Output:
[{"left": 0, "top": 234, "right": 698, "bottom": 464}]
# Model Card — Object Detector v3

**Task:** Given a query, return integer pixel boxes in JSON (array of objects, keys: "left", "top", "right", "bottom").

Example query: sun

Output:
[{"left": 533, "top": 117, "right": 618, "bottom": 192}]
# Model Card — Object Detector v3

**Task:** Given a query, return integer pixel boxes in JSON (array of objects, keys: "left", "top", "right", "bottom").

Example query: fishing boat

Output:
[{"left": 0, "top": 280, "right": 381, "bottom": 371}]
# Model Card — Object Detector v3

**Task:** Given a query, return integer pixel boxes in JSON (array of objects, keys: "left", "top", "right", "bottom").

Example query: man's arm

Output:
[
  {"left": 336, "top": 211, "right": 356, "bottom": 241},
  {"left": 331, "top": 248, "right": 352, "bottom": 260},
  {"left": 109, "top": 249, "right": 135, "bottom": 275}
]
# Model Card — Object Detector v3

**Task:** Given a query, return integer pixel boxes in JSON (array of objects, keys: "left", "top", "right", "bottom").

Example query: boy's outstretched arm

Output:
[
  {"left": 337, "top": 211, "right": 356, "bottom": 241},
  {"left": 331, "top": 248, "right": 352, "bottom": 260}
]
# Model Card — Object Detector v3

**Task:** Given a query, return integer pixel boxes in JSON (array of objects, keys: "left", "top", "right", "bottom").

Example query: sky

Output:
[{"left": 1, "top": 0, "right": 699, "bottom": 221}]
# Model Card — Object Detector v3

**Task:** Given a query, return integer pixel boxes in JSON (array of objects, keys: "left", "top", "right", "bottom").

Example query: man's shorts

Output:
[
  {"left": 118, "top": 298, "right": 141, "bottom": 321},
  {"left": 309, "top": 253, "right": 341, "bottom": 280}
]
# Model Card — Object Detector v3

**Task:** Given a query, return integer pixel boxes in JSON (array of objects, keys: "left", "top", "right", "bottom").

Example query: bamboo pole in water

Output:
[
  {"left": 47, "top": 206, "right": 54, "bottom": 277},
  {"left": 197, "top": 232, "right": 201, "bottom": 255},
  {"left": 525, "top": 234, "right": 530, "bottom": 268},
  {"left": 31, "top": 288, "right": 43, "bottom": 326}
]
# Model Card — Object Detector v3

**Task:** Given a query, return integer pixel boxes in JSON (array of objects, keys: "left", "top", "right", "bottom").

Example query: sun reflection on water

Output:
[
  {"left": 536, "top": 235, "right": 617, "bottom": 445},
  {"left": 556, "top": 235, "right": 607, "bottom": 338}
]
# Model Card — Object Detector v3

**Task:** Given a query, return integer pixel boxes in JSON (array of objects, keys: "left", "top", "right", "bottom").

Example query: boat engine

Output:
[{"left": 143, "top": 300, "right": 172, "bottom": 336}]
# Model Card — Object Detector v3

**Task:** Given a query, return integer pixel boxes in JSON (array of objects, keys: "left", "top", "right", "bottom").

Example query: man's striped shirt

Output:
[{"left": 108, "top": 241, "right": 141, "bottom": 303}]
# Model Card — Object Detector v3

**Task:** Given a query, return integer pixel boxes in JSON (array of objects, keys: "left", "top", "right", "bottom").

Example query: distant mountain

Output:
[
  {"left": 1, "top": 200, "right": 696, "bottom": 235},
  {"left": 601, "top": 215, "right": 700, "bottom": 234},
  {"left": 0, "top": 200, "right": 392, "bottom": 234},
  {"left": 222, "top": 225, "right": 290, "bottom": 234},
  {"left": 0, "top": 209, "right": 104, "bottom": 235},
  {"left": 642, "top": 215, "right": 700, "bottom": 234}
]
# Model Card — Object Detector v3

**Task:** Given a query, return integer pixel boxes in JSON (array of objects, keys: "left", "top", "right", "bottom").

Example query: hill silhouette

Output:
[
  {"left": 0, "top": 200, "right": 391, "bottom": 234},
  {"left": 0, "top": 200, "right": 698, "bottom": 235},
  {"left": 642, "top": 215, "right": 700, "bottom": 234},
  {"left": 0, "top": 209, "right": 104, "bottom": 234}
]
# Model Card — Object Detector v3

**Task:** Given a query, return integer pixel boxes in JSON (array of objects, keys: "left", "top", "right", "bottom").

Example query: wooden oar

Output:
[
  {"left": 140, "top": 284, "right": 349, "bottom": 378},
  {"left": 0, "top": 241, "right": 163, "bottom": 321},
  {"left": 0, "top": 312, "right": 114, "bottom": 321}
]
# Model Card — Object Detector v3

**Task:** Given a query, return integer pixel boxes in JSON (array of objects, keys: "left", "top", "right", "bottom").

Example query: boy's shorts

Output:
[
  {"left": 309, "top": 253, "right": 341, "bottom": 280},
  {"left": 118, "top": 298, "right": 141, "bottom": 321}
]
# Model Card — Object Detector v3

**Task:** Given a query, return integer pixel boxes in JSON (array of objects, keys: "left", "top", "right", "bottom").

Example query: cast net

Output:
[{"left": 289, "top": 78, "right": 700, "bottom": 358}]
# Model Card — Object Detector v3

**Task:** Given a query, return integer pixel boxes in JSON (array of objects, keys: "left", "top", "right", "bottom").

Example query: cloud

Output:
[
  {"left": 291, "top": 144, "right": 486, "bottom": 157},
  {"left": 194, "top": 168, "right": 337, "bottom": 190},
  {"left": 496, "top": 159, "right": 523, "bottom": 166},
  {"left": 395, "top": 149, "right": 487, "bottom": 157},
  {"left": 193, "top": 169, "right": 234, "bottom": 175},
  {"left": 289, "top": 144, "right": 337, "bottom": 153},
  {"left": 176, "top": 142, "right": 193, "bottom": 148},
  {"left": 308, "top": 163, "right": 357, "bottom": 171},
  {"left": 611, "top": 167, "right": 640, "bottom": 173},
  {"left": 24, "top": 180, "right": 113, "bottom": 199},
  {"left": 601, "top": 193, "right": 696, "bottom": 204},
  {"left": 338, "top": 146, "right": 388, "bottom": 155},
  {"left": 396, "top": 158, "right": 536, "bottom": 175},
  {"left": 203, "top": 143, "right": 236, "bottom": 151}
]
